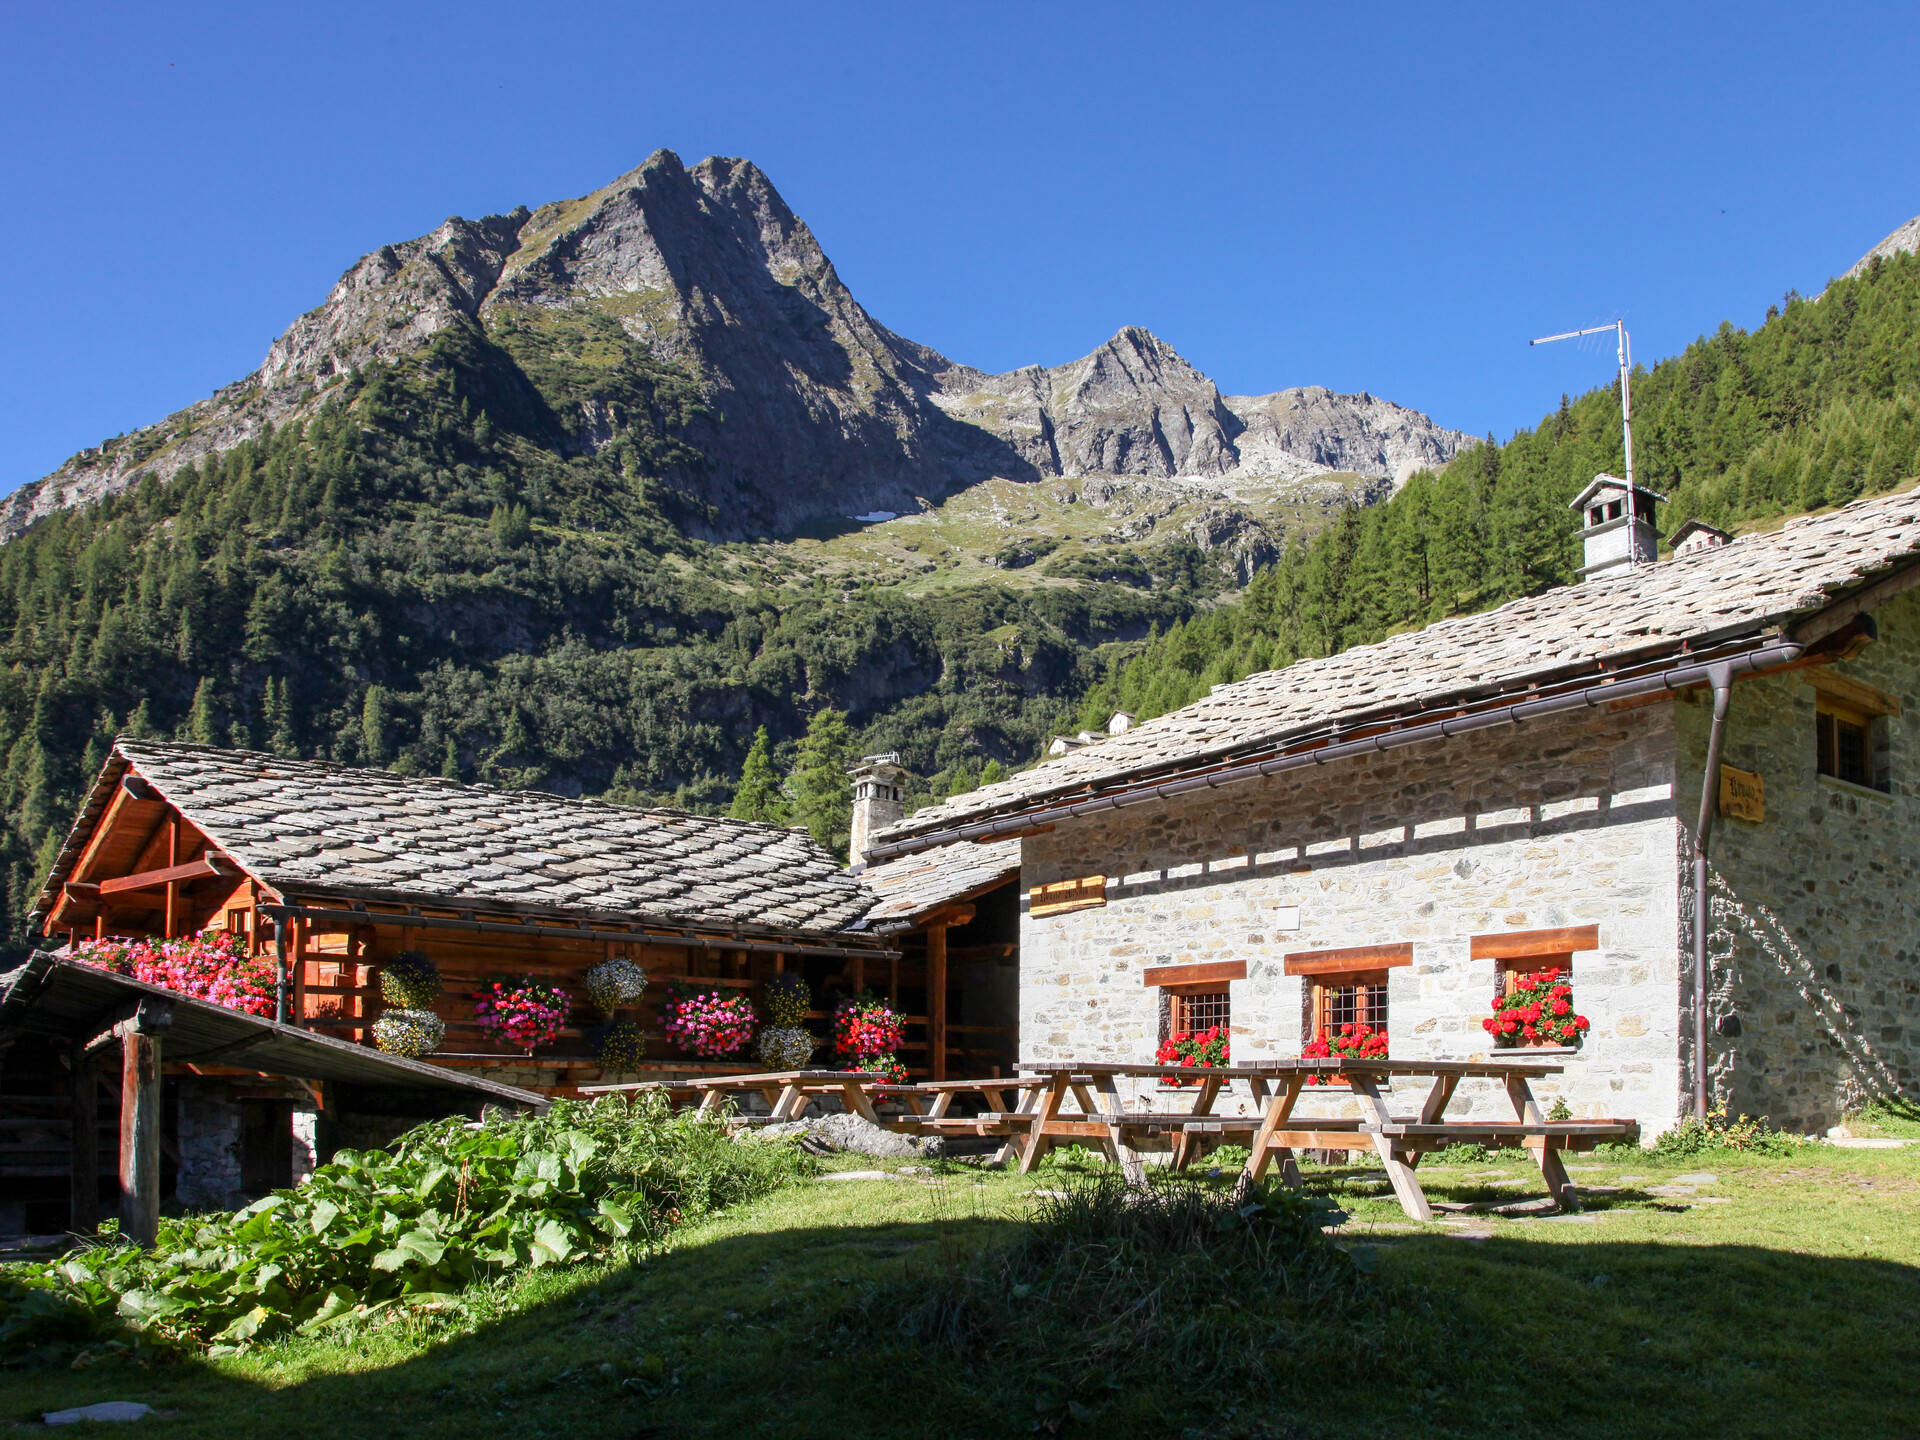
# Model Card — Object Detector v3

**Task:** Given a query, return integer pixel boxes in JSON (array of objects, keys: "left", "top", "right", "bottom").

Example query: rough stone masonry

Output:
[{"left": 1019, "top": 593, "right": 1920, "bottom": 1135}]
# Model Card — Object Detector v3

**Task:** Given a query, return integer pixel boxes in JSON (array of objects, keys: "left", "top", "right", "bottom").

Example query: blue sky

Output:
[{"left": 5, "top": 3, "right": 1919, "bottom": 493}]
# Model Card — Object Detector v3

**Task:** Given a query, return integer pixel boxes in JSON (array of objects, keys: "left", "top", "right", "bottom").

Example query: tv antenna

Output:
[{"left": 1530, "top": 320, "right": 1635, "bottom": 488}]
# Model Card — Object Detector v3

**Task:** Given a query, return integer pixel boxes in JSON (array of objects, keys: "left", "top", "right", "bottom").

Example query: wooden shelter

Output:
[
  {"left": 29, "top": 740, "right": 898, "bottom": 1092},
  {"left": 851, "top": 838, "right": 1021, "bottom": 1079}
]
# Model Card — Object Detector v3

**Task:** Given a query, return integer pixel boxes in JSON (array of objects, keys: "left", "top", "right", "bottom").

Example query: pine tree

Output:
[
  {"left": 264, "top": 677, "right": 296, "bottom": 756},
  {"left": 362, "top": 685, "right": 391, "bottom": 765},
  {"left": 728, "top": 726, "right": 787, "bottom": 824},
  {"left": 787, "top": 710, "right": 852, "bottom": 858},
  {"left": 186, "top": 678, "right": 221, "bottom": 745},
  {"left": 980, "top": 758, "right": 1006, "bottom": 786}
]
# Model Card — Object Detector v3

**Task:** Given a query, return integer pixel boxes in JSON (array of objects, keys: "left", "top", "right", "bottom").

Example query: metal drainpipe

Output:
[
  {"left": 1693, "top": 664, "right": 1734, "bottom": 1121},
  {"left": 272, "top": 915, "right": 290, "bottom": 1026}
]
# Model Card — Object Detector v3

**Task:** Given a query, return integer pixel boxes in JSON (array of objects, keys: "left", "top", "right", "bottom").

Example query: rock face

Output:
[
  {"left": 3, "top": 151, "right": 1474, "bottom": 541},
  {"left": 1843, "top": 214, "right": 1920, "bottom": 280}
]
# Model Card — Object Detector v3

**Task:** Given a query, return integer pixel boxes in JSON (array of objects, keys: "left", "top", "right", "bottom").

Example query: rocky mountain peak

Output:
[
  {"left": 3, "top": 151, "right": 1475, "bottom": 541},
  {"left": 1844, "top": 214, "right": 1920, "bottom": 281}
]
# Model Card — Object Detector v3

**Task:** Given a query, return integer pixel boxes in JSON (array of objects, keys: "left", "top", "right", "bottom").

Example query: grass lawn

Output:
[{"left": 5, "top": 1142, "right": 1917, "bottom": 1439}]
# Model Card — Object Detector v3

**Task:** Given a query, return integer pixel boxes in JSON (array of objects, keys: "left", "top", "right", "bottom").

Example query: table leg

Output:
[
  {"left": 1092, "top": 1074, "right": 1147, "bottom": 1185},
  {"left": 1018, "top": 1073, "right": 1070, "bottom": 1174},
  {"left": 977, "top": 1089, "right": 1006, "bottom": 1116},
  {"left": 1070, "top": 1082, "right": 1100, "bottom": 1118},
  {"left": 697, "top": 1088, "right": 726, "bottom": 1117},
  {"left": 1173, "top": 1075, "right": 1223, "bottom": 1171},
  {"left": 1405, "top": 1074, "right": 1459, "bottom": 1171},
  {"left": 1237, "top": 1074, "right": 1304, "bottom": 1197},
  {"left": 1352, "top": 1074, "right": 1431, "bottom": 1223},
  {"left": 990, "top": 1085, "right": 1037, "bottom": 1168},
  {"left": 839, "top": 1081, "right": 881, "bottom": 1125},
  {"left": 929, "top": 1091, "right": 955, "bottom": 1118},
  {"left": 770, "top": 1083, "right": 807, "bottom": 1121},
  {"left": 1506, "top": 1073, "right": 1576, "bottom": 1210}
]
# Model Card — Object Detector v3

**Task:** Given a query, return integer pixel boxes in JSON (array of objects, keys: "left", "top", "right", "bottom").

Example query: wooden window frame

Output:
[
  {"left": 1807, "top": 670, "right": 1897, "bottom": 793},
  {"left": 1284, "top": 943, "right": 1409, "bottom": 1063}
]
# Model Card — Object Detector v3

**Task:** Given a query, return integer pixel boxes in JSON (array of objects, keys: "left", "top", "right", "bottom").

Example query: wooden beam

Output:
[
  {"left": 917, "top": 903, "right": 976, "bottom": 930},
  {"left": 1470, "top": 925, "right": 1600, "bottom": 961},
  {"left": 1283, "top": 942, "right": 1414, "bottom": 976},
  {"left": 117, "top": 999, "right": 171, "bottom": 1248},
  {"left": 69, "top": 1040, "right": 98, "bottom": 1235},
  {"left": 1142, "top": 959, "right": 1248, "bottom": 989},
  {"left": 1803, "top": 666, "right": 1902, "bottom": 717},
  {"left": 97, "top": 856, "right": 229, "bottom": 896},
  {"left": 928, "top": 921, "right": 949, "bottom": 1083}
]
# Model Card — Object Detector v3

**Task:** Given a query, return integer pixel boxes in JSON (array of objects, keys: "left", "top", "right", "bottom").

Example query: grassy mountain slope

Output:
[
  {"left": 1076, "top": 250, "right": 1920, "bottom": 728},
  {"left": 0, "top": 314, "right": 1272, "bottom": 949}
]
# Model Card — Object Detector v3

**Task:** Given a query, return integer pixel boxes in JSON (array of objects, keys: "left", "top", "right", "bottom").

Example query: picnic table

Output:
[
  {"left": 1018, "top": 1059, "right": 1639, "bottom": 1221},
  {"left": 578, "top": 1069, "right": 884, "bottom": 1123}
]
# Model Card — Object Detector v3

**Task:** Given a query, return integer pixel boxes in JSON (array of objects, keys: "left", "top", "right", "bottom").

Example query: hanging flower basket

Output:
[
  {"left": 1155, "top": 1024, "right": 1229, "bottom": 1086},
  {"left": 472, "top": 977, "right": 571, "bottom": 1050},
  {"left": 1301, "top": 1022, "right": 1389, "bottom": 1084},
  {"left": 379, "top": 950, "right": 442, "bottom": 1010},
  {"left": 373, "top": 1009, "right": 446, "bottom": 1058},
  {"left": 761, "top": 972, "right": 811, "bottom": 1027},
  {"left": 593, "top": 1018, "right": 647, "bottom": 1071},
  {"left": 72, "top": 933, "right": 275, "bottom": 1017},
  {"left": 584, "top": 957, "right": 649, "bottom": 1013},
  {"left": 756, "top": 1024, "right": 816, "bottom": 1071},
  {"left": 659, "top": 986, "right": 757, "bottom": 1058},
  {"left": 1483, "top": 966, "right": 1589, "bottom": 1048}
]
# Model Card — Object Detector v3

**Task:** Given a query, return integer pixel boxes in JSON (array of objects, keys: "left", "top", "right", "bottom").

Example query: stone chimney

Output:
[
  {"left": 1569, "top": 474, "right": 1664, "bottom": 579},
  {"left": 848, "top": 753, "right": 911, "bottom": 870}
]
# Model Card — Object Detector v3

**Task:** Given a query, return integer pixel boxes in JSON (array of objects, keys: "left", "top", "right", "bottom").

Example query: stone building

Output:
[{"left": 867, "top": 486, "right": 1920, "bottom": 1137}]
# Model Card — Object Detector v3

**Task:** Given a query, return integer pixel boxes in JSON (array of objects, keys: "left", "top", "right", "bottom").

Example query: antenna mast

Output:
[{"left": 1531, "top": 320, "right": 1634, "bottom": 488}]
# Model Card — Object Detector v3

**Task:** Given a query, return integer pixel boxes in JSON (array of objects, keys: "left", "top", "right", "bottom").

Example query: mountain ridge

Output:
[{"left": 5, "top": 150, "right": 1473, "bottom": 542}]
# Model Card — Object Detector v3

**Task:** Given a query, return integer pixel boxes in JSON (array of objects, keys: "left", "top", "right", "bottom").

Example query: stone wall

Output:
[
  {"left": 1678, "top": 588, "right": 1920, "bottom": 1131},
  {"left": 175, "top": 1080, "right": 245, "bottom": 1209},
  {"left": 1021, "top": 703, "right": 1686, "bottom": 1132}
]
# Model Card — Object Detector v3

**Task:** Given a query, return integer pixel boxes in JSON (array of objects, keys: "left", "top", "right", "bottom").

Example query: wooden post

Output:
[
  {"left": 163, "top": 819, "right": 179, "bottom": 938},
  {"left": 117, "top": 998, "right": 172, "bottom": 1247},
  {"left": 927, "top": 922, "right": 948, "bottom": 1082},
  {"left": 849, "top": 953, "right": 865, "bottom": 999},
  {"left": 69, "top": 1040, "right": 98, "bottom": 1234}
]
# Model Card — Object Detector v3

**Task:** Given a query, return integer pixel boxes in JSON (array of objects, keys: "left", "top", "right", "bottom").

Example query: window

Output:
[
  {"left": 1816, "top": 697, "right": 1873, "bottom": 788},
  {"left": 1283, "top": 942, "right": 1412, "bottom": 1043},
  {"left": 1169, "top": 989, "right": 1230, "bottom": 1035},
  {"left": 1316, "top": 973, "right": 1388, "bottom": 1034},
  {"left": 1472, "top": 926, "right": 1599, "bottom": 1048},
  {"left": 1806, "top": 669, "right": 1897, "bottom": 793}
]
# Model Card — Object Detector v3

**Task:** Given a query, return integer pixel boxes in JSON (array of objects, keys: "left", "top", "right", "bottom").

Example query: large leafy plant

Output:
[{"left": 0, "top": 1094, "right": 805, "bottom": 1358}]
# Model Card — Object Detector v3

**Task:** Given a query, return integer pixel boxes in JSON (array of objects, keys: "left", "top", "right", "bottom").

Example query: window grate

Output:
[
  {"left": 1172, "top": 991, "right": 1230, "bottom": 1034},
  {"left": 1324, "top": 982, "right": 1387, "bottom": 1033}
]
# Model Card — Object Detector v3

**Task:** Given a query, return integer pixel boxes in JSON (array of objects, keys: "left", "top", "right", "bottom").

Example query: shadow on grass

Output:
[{"left": 6, "top": 1212, "right": 1918, "bottom": 1440}]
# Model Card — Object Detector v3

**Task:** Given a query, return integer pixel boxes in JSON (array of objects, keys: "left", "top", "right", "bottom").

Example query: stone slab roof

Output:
[
  {"left": 880, "top": 485, "right": 1920, "bottom": 846},
  {"left": 44, "top": 741, "right": 873, "bottom": 938},
  {"left": 853, "top": 839, "right": 1021, "bottom": 931}
]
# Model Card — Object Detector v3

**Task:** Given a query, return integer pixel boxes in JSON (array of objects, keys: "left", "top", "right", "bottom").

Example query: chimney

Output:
[
  {"left": 848, "top": 753, "right": 910, "bottom": 870},
  {"left": 1108, "top": 711, "right": 1135, "bottom": 734},
  {"left": 1569, "top": 474, "right": 1664, "bottom": 579},
  {"left": 1669, "top": 518, "right": 1733, "bottom": 558}
]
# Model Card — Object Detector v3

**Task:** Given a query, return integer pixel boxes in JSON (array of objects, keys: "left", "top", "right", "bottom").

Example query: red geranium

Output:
[
  {"left": 1484, "top": 966, "right": 1589, "bottom": 1047},
  {"left": 73, "top": 932, "right": 274, "bottom": 1016},
  {"left": 1155, "top": 1024, "right": 1228, "bottom": 1085},
  {"left": 1301, "top": 1021, "right": 1388, "bottom": 1084}
]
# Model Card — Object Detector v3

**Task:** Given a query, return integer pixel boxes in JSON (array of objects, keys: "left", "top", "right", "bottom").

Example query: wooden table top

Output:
[{"left": 1022, "top": 1058, "right": 1566, "bottom": 1080}]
